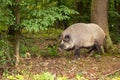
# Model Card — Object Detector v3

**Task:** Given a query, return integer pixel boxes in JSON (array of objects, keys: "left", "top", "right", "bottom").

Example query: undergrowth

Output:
[
  {"left": 2, "top": 71, "right": 88, "bottom": 80},
  {"left": 1, "top": 28, "right": 120, "bottom": 80},
  {"left": 2, "top": 71, "right": 120, "bottom": 80}
]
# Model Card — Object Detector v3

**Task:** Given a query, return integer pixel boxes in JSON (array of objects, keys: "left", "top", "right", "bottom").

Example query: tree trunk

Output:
[
  {"left": 91, "top": 0, "right": 118, "bottom": 53},
  {"left": 14, "top": 0, "right": 20, "bottom": 67},
  {"left": 14, "top": 31, "right": 20, "bottom": 67}
]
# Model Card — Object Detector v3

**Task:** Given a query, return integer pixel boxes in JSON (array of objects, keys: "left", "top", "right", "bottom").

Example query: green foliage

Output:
[
  {"left": 0, "top": 40, "right": 10, "bottom": 69},
  {"left": 4, "top": 72, "right": 67, "bottom": 80},
  {"left": 108, "top": 11, "right": 120, "bottom": 43},
  {"left": 19, "top": 43, "right": 28, "bottom": 57},
  {"left": 33, "top": 72, "right": 54, "bottom": 80},
  {"left": 0, "top": 8, "right": 14, "bottom": 26},
  {"left": 7, "top": 74, "right": 24, "bottom": 80},
  {"left": 22, "top": 5, "right": 78, "bottom": 32},
  {"left": 4, "top": 71, "right": 120, "bottom": 80},
  {"left": 57, "top": 76, "right": 68, "bottom": 80},
  {"left": 108, "top": 0, "right": 120, "bottom": 43},
  {"left": 5, "top": 72, "right": 55, "bottom": 80},
  {"left": 20, "top": 39, "right": 39, "bottom": 57},
  {"left": 76, "top": 73, "right": 88, "bottom": 80},
  {"left": 0, "top": 0, "right": 78, "bottom": 32},
  {"left": 46, "top": 44, "right": 58, "bottom": 57},
  {"left": 30, "top": 46, "right": 39, "bottom": 54},
  {"left": 105, "top": 73, "right": 120, "bottom": 80},
  {"left": 0, "top": 0, "right": 14, "bottom": 26}
]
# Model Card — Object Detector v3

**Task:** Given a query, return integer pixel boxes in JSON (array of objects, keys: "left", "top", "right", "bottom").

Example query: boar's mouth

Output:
[
  {"left": 66, "top": 47, "right": 75, "bottom": 51},
  {"left": 58, "top": 44, "right": 75, "bottom": 51}
]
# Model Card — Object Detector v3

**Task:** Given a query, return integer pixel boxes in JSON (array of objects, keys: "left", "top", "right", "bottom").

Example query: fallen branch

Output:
[{"left": 99, "top": 68, "right": 120, "bottom": 80}]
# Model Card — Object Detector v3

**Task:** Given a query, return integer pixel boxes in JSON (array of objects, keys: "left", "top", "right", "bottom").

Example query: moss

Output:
[{"left": 104, "top": 36, "right": 120, "bottom": 54}]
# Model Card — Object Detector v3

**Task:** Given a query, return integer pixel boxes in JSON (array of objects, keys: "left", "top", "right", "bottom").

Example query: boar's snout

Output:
[
  {"left": 58, "top": 44, "right": 64, "bottom": 52},
  {"left": 58, "top": 44, "right": 66, "bottom": 52},
  {"left": 59, "top": 44, "right": 65, "bottom": 50}
]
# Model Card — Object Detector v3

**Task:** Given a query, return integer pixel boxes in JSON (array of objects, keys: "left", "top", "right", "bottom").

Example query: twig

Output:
[{"left": 99, "top": 68, "right": 120, "bottom": 80}]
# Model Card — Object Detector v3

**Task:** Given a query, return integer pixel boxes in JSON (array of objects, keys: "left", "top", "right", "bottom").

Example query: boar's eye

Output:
[
  {"left": 64, "top": 35, "right": 70, "bottom": 42},
  {"left": 65, "top": 35, "right": 70, "bottom": 39}
]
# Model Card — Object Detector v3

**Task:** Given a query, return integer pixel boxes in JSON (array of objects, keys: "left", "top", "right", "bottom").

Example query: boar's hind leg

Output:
[
  {"left": 87, "top": 45, "right": 96, "bottom": 53},
  {"left": 87, "top": 45, "right": 97, "bottom": 57},
  {"left": 74, "top": 47, "right": 80, "bottom": 57}
]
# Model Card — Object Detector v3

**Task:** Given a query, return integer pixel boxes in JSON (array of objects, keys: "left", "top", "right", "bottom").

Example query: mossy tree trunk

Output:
[{"left": 91, "top": 0, "right": 118, "bottom": 53}]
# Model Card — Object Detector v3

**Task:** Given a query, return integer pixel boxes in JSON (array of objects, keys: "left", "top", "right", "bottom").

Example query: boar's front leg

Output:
[
  {"left": 74, "top": 47, "right": 80, "bottom": 57},
  {"left": 95, "top": 44, "right": 102, "bottom": 54},
  {"left": 94, "top": 41, "right": 102, "bottom": 54}
]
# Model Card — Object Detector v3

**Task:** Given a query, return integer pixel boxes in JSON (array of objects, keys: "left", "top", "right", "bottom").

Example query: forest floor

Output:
[
  {"left": 19, "top": 54, "right": 120, "bottom": 80},
  {"left": 17, "top": 37, "right": 120, "bottom": 80}
]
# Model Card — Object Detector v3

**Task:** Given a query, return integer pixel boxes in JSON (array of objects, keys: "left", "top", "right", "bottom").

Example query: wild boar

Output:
[{"left": 58, "top": 23, "right": 106, "bottom": 57}]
